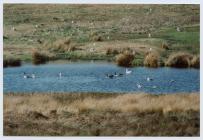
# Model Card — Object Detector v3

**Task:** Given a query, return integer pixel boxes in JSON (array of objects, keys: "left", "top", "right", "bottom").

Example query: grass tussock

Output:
[
  {"left": 144, "top": 51, "right": 159, "bottom": 68},
  {"left": 191, "top": 55, "right": 200, "bottom": 68},
  {"left": 4, "top": 93, "right": 200, "bottom": 136},
  {"left": 165, "top": 52, "right": 193, "bottom": 68},
  {"left": 3, "top": 57, "right": 21, "bottom": 67},
  {"left": 32, "top": 50, "right": 48, "bottom": 65},
  {"left": 116, "top": 51, "right": 134, "bottom": 67}
]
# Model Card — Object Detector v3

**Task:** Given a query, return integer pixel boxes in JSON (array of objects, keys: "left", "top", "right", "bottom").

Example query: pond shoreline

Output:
[
  {"left": 3, "top": 58, "right": 200, "bottom": 69},
  {"left": 4, "top": 92, "right": 200, "bottom": 136}
]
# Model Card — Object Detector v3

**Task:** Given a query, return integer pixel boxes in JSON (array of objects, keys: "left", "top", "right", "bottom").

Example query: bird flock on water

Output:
[{"left": 23, "top": 68, "right": 175, "bottom": 90}]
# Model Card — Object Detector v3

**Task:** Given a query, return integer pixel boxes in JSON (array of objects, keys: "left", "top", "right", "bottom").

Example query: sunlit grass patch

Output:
[{"left": 144, "top": 51, "right": 160, "bottom": 68}]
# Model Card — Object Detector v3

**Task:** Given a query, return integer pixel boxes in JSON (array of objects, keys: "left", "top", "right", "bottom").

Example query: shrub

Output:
[
  {"left": 32, "top": 50, "right": 48, "bottom": 65},
  {"left": 191, "top": 55, "right": 200, "bottom": 68},
  {"left": 165, "top": 52, "right": 193, "bottom": 68},
  {"left": 144, "top": 52, "right": 159, "bottom": 68},
  {"left": 116, "top": 51, "right": 134, "bottom": 67},
  {"left": 3, "top": 57, "right": 21, "bottom": 67}
]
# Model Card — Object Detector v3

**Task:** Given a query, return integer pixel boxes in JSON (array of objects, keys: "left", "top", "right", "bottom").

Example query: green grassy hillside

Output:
[{"left": 3, "top": 4, "right": 200, "bottom": 63}]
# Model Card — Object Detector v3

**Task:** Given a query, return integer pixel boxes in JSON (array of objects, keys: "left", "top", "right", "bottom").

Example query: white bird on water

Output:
[
  {"left": 23, "top": 75, "right": 28, "bottom": 79},
  {"left": 23, "top": 72, "right": 31, "bottom": 79},
  {"left": 126, "top": 68, "right": 132, "bottom": 75},
  {"left": 147, "top": 77, "right": 153, "bottom": 81},
  {"left": 31, "top": 74, "right": 35, "bottom": 79},
  {"left": 137, "top": 83, "right": 142, "bottom": 89},
  {"left": 152, "top": 85, "right": 157, "bottom": 89},
  {"left": 59, "top": 72, "right": 62, "bottom": 78}
]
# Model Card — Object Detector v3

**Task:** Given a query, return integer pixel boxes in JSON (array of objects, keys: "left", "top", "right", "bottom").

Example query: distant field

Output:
[
  {"left": 3, "top": 4, "right": 200, "bottom": 63},
  {"left": 4, "top": 92, "right": 199, "bottom": 136}
]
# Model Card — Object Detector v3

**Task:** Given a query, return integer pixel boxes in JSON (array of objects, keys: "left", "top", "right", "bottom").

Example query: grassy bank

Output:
[
  {"left": 3, "top": 5, "right": 200, "bottom": 67},
  {"left": 4, "top": 92, "right": 200, "bottom": 136}
]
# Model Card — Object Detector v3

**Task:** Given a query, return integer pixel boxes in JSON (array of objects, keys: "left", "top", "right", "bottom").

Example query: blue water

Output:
[{"left": 3, "top": 62, "right": 200, "bottom": 94}]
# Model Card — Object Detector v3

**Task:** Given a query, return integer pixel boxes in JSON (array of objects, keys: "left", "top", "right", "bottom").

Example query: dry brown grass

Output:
[
  {"left": 4, "top": 93, "right": 199, "bottom": 115},
  {"left": 32, "top": 50, "right": 48, "bottom": 65},
  {"left": 144, "top": 51, "right": 159, "bottom": 68},
  {"left": 3, "top": 93, "right": 200, "bottom": 136},
  {"left": 116, "top": 51, "right": 134, "bottom": 67},
  {"left": 106, "top": 47, "right": 119, "bottom": 55},
  {"left": 191, "top": 55, "right": 200, "bottom": 68},
  {"left": 165, "top": 52, "right": 193, "bottom": 68},
  {"left": 43, "top": 38, "right": 77, "bottom": 53}
]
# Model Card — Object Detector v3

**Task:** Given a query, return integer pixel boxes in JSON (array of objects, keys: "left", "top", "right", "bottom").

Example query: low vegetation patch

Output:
[
  {"left": 165, "top": 52, "right": 193, "bottom": 68},
  {"left": 132, "top": 58, "right": 143, "bottom": 66},
  {"left": 144, "top": 52, "right": 159, "bottom": 68},
  {"left": 4, "top": 93, "right": 200, "bottom": 136},
  {"left": 32, "top": 50, "right": 48, "bottom": 65},
  {"left": 27, "top": 111, "right": 49, "bottom": 120},
  {"left": 116, "top": 51, "right": 134, "bottom": 67},
  {"left": 3, "top": 57, "right": 21, "bottom": 67},
  {"left": 191, "top": 55, "right": 200, "bottom": 68},
  {"left": 106, "top": 48, "right": 119, "bottom": 55},
  {"left": 43, "top": 38, "right": 77, "bottom": 53},
  {"left": 89, "top": 31, "right": 103, "bottom": 42}
]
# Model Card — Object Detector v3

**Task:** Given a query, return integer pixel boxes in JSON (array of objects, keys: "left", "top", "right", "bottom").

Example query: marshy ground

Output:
[{"left": 4, "top": 93, "right": 200, "bottom": 136}]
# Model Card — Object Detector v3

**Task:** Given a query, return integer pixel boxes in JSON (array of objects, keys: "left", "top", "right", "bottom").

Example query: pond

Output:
[{"left": 3, "top": 61, "right": 200, "bottom": 94}]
